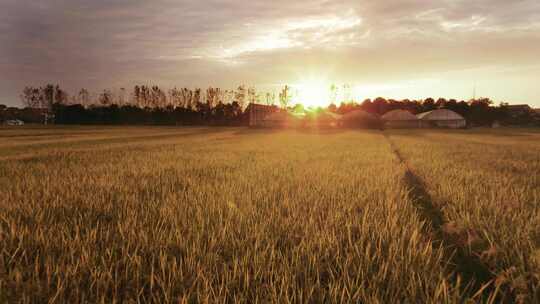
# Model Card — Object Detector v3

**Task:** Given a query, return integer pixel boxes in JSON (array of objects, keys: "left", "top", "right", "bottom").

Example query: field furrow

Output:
[{"left": 388, "top": 129, "right": 540, "bottom": 302}]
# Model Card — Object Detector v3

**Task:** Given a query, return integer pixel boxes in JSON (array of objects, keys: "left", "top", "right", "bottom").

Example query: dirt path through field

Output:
[{"left": 383, "top": 132, "right": 513, "bottom": 302}]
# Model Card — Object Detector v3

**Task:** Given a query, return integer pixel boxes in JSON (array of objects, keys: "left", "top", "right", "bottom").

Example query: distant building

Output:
[
  {"left": 341, "top": 110, "right": 382, "bottom": 129},
  {"left": 0, "top": 107, "right": 53, "bottom": 124},
  {"left": 381, "top": 109, "right": 420, "bottom": 128},
  {"left": 532, "top": 109, "right": 540, "bottom": 125},
  {"left": 304, "top": 111, "right": 342, "bottom": 128},
  {"left": 506, "top": 104, "right": 532, "bottom": 118},
  {"left": 42, "top": 111, "right": 55, "bottom": 125},
  {"left": 261, "top": 111, "right": 300, "bottom": 128},
  {"left": 4, "top": 119, "right": 24, "bottom": 126},
  {"left": 246, "top": 103, "right": 279, "bottom": 127},
  {"left": 417, "top": 109, "right": 466, "bottom": 129}
]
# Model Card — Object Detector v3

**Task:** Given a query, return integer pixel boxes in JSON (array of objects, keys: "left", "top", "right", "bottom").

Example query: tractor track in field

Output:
[{"left": 382, "top": 132, "right": 514, "bottom": 302}]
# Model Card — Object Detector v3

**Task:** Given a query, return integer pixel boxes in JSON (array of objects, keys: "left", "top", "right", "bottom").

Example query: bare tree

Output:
[
  {"left": 247, "top": 87, "right": 257, "bottom": 105},
  {"left": 20, "top": 86, "right": 41, "bottom": 108},
  {"left": 181, "top": 88, "right": 193, "bottom": 110},
  {"left": 54, "top": 85, "right": 68, "bottom": 105},
  {"left": 279, "top": 85, "right": 291, "bottom": 109},
  {"left": 117, "top": 88, "right": 127, "bottom": 106},
  {"left": 169, "top": 87, "right": 183, "bottom": 108},
  {"left": 265, "top": 92, "right": 276, "bottom": 105},
  {"left": 206, "top": 87, "right": 223, "bottom": 110},
  {"left": 234, "top": 85, "right": 247, "bottom": 109},
  {"left": 225, "top": 90, "right": 235, "bottom": 104},
  {"left": 41, "top": 84, "right": 55, "bottom": 109},
  {"left": 139, "top": 85, "right": 150, "bottom": 108},
  {"left": 149, "top": 86, "right": 166, "bottom": 108},
  {"left": 132, "top": 85, "right": 142, "bottom": 107},
  {"left": 193, "top": 88, "right": 201, "bottom": 107},
  {"left": 99, "top": 89, "right": 113, "bottom": 105}
]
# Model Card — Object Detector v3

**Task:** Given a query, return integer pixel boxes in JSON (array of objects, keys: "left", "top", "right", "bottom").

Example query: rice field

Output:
[
  {"left": 387, "top": 128, "right": 540, "bottom": 302},
  {"left": 0, "top": 126, "right": 538, "bottom": 303}
]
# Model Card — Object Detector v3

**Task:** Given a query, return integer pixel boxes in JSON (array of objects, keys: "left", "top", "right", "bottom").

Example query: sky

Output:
[{"left": 1, "top": 0, "right": 539, "bottom": 107}]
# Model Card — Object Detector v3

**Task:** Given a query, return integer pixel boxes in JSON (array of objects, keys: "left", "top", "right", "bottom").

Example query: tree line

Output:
[
  {"left": 19, "top": 84, "right": 267, "bottom": 125},
  {"left": 11, "top": 83, "right": 538, "bottom": 126}
]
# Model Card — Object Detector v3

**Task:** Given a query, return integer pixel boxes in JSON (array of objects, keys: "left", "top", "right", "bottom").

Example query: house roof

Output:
[
  {"left": 417, "top": 109, "right": 465, "bottom": 121},
  {"left": 382, "top": 109, "right": 417, "bottom": 121},
  {"left": 246, "top": 103, "right": 279, "bottom": 112}
]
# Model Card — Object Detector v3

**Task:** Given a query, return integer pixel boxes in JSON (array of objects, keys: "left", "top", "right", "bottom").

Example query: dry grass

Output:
[
  {"left": 388, "top": 128, "right": 540, "bottom": 302},
  {"left": 1, "top": 126, "right": 537, "bottom": 302}
]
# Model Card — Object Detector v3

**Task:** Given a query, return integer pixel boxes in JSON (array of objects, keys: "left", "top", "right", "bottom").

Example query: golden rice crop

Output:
[
  {"left": 2, "top": 126, "right": 535, "bottom": 302},
  {"left": 388, "top": 128, "right": 540, "bottom": 302}
]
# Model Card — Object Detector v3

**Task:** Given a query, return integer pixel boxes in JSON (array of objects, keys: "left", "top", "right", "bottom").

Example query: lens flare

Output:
[{"left": 292, "top": 78, "right": 331, "bottom": 108}]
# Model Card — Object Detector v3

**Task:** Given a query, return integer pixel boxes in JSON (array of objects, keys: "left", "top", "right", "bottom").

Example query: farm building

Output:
[
  {"left": 319, "top": 112, "right": 342, "bottom": 128},
  {"left": 261, "top": 111, "right": 300, "bottom": 128},
  {"left": 305, "top": 111, "right": 342, "bottom": 128},
  {"left": 341, "top": 110, "right": 382, "bottom": 129},
  {"left": 4, "top": 119, "right": 25, "bottom": 126},
  {"left": 506, "top": 104, "right": 532, "bottom": 118},
  {"left": 247, "top": 103, "right": 279, "bottom": 127},
  {"left": 534, "top": 109, "right": 540, "bottom": 122},
  {"left": 417, "top": 109, "right": 466, "bottom": 129},
  {"left": 381, "top": 109, "right": 420, "bottom": 128}
]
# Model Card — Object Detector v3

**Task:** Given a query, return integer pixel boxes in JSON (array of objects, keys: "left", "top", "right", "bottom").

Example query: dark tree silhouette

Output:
[
  {"left": 16, "top": 83, "right": 536, "bottom": 127},
  {"left": 20, "top": 87, "right": 41, "bottom": 108}
]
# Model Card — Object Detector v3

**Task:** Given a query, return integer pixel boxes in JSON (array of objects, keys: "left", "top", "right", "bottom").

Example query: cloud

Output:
[
  {"left": 0, "top": 0, "right": 540, "bottom": 106},
  {"left": 207, "top": 9, "right": 364, "bottom": 62}
]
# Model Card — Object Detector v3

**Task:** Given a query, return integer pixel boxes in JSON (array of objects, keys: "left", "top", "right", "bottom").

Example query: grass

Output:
[
  {"left": 388, "top": 128, "right": 540, "bottom": 302},
  {"left": 0, "top": 125, "right": 538, "bottom": 302}
]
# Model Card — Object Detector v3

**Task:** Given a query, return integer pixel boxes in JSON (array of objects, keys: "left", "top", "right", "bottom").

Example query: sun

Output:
[{"left": 292, "top": 78, "right": 332, "bottom": 108}]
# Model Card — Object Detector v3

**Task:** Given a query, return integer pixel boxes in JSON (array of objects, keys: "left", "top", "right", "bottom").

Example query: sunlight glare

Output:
[{"left": 292, "top": 78, "right": 331, "bottom": 108}]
